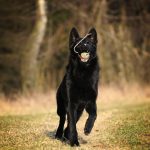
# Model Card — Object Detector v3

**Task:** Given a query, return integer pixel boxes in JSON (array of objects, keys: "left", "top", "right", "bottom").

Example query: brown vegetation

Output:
[{"left": 0, "top": 0, "right": 149, "bottom": 95}]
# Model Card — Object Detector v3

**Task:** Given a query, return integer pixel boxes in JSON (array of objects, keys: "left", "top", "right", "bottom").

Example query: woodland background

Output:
[
  {"left": 0, "top": 0, "right": 149, "bottom": 96},
  {"left": 0, "top": 1, "right": 150, "bottom": 149}
]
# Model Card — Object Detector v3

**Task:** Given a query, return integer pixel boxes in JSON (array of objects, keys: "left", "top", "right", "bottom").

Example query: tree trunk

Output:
[{"left": 21, "top": 0, "right": 47, "bottom": 94}]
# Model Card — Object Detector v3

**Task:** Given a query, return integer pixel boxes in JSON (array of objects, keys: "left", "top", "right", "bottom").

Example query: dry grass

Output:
[
  {"left": 0, "top": 85, "right": 150, "bottom": 150},
  {"left": 0, "top": 85, "right": 149, "bottom": 115},
  {"left": 0, "top": 90, "right": 56, "bottom": 115}
]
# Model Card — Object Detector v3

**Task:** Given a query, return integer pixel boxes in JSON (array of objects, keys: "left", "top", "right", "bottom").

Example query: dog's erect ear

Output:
[
  {"left": 69, "top": 27, "right": 80, "bottom": 47},
  {"left": 88, "top": 28, "right": 97, "bottom": 44}
]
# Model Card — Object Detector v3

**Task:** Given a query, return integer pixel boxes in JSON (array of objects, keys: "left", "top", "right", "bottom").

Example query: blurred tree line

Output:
[{"left": 0, "top": 0, "right": 149, "bottom": 95}]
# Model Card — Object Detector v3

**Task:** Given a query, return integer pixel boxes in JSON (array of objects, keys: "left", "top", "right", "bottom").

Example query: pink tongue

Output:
[{"left": 81, "top": 57, "right": 88, "bottom": 62}]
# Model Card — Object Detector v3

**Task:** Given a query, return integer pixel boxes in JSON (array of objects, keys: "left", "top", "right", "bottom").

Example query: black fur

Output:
[{"left": 55, "top": 27, "right": 100, "bottom": 146}]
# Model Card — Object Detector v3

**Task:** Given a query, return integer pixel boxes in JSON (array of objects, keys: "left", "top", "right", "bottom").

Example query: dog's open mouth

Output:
[{"left": 79, "top": 52, "right": 90, "bottom": 62}]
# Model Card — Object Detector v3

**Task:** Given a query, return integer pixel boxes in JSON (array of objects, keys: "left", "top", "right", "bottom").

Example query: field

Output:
[{"left": 0, "top": 86, "right": 150, "bottom": 150}]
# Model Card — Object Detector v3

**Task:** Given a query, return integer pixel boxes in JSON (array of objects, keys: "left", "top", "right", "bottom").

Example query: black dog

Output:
[{"left": 55, "top": 27, "right": 100, "bottom": 146}]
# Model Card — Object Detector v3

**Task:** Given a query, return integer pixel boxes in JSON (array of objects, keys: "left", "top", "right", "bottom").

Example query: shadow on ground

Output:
[{"left": 45, "top": 130, "right": 88, "bottom": 145}]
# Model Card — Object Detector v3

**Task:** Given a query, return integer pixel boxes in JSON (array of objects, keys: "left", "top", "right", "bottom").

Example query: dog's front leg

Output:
[
  {"left": 84, "top": 102, "right": 97, "bottom": 135},
  {"left": 68, "top": 103, "right": 79, "bottom": 146},
  {"left": 66, "top": 77, "right": 79, "bottom": 146}
]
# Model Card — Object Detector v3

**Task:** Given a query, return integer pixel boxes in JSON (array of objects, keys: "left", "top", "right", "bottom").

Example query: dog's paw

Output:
[
  {"left": 84, "top": 127, "right": 91, "bottom": 135},
  {"left": 55, "top": 132, "right": 62, "bottom": 140},
  {"left": 70, "top": 139, "right": 80, "bottom": 147},
  {"left": 70, "top": 134, "right": 80, "bottom": 146}
]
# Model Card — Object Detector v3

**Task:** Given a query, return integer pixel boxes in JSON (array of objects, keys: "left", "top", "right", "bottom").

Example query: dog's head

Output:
[{"left": 69, "top": 27, "right": 97, "bottom": 63}]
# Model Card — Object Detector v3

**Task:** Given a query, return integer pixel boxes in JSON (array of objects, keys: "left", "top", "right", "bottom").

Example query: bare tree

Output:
[{"left": 21, "top": 0, "right": 47, "bottom": 93}]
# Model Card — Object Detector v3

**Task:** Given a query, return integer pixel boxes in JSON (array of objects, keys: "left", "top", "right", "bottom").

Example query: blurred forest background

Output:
[{"left": 0, "top": 0, "right": 149, "bottom": 96}]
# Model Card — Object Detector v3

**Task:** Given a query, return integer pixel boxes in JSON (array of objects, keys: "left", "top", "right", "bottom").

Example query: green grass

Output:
[
  {"left": 106, "top": 103, "right": 150, "bottom": 149},
  {"left": 0, "top": 97, "right": 150, "bottom": 150}
]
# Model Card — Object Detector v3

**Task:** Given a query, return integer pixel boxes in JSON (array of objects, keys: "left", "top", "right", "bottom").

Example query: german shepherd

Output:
[{"left": 55, "top": 27, "right": 100, "bottom": 146}]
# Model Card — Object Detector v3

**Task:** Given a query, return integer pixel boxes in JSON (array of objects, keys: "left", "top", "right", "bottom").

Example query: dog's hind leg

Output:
[
  {"left": 55, "top": 113, "right": 66, "bottom": 139},
  {"left": 55, "top": 92, "right": 66, "bottom": 139},
  {"left": 84, "top": 102, "right": 97, "bottom": 135}
]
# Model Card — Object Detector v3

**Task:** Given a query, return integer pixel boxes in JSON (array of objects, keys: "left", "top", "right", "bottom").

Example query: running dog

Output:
[{"left": 55, "top": 27, "right": 100, "bottom": 146}]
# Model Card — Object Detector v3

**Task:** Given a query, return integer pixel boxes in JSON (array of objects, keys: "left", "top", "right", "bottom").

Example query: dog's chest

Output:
[{"left": 72, "top": 68, "right": 92, "bottom": 87}]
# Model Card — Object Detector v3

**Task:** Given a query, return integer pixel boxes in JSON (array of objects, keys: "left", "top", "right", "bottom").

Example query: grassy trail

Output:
[{"left": 0, "top": 91, "right": 150, "bottom": 150}]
